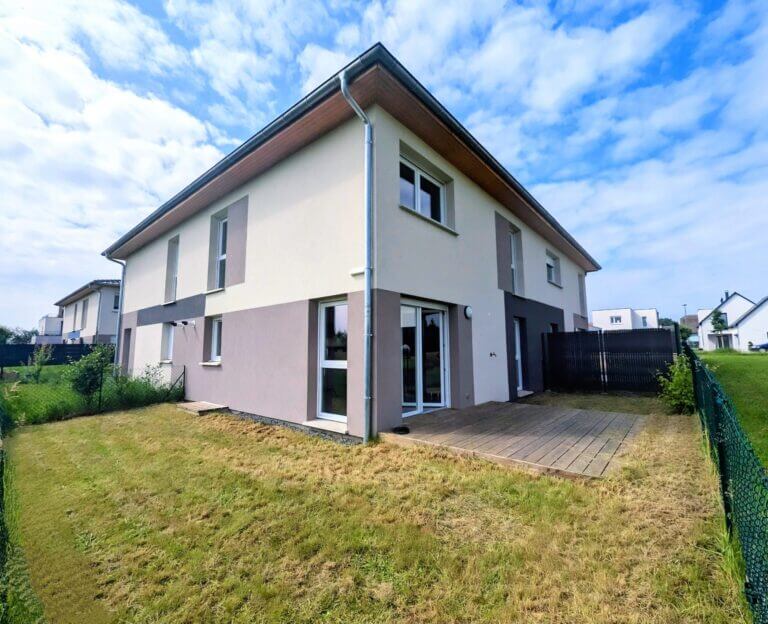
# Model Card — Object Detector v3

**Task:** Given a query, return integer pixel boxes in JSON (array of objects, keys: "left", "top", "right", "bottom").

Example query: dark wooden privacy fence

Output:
[
  {"left": 0, "top": 343, "right": 97, "bottom": 371},
  {"left": 544, "top": 328, "right": 679, "bottom": 393}
]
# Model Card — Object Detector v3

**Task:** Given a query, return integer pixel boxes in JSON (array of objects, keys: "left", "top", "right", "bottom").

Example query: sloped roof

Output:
[
  {"left": 730, "top": 296, "right": 768, "bottom": 327},
  {"left": 54, "top": 279, "right": 121, "bottom": 307},
  {"left": 698, "top": 291, "right": 755, "bottom": 325},
  {"left": 103, "top": 43, "right": 599, "bottom": 272}
]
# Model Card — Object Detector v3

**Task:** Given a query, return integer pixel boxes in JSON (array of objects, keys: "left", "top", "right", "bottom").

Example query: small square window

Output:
[
  {"left": 610, "top": 315, "right": 622, "bottom": 324},
  {"left": 399, "top": 159, "right": 445, "bottom": 225},
  {"left": 546, "top": 251, "right": 561, "bottom": 286}
]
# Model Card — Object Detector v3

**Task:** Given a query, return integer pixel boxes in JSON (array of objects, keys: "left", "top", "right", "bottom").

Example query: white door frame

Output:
[
  {"left": 514, "top": 317, "right": 524, "bottom": 392},
  {"left": 317, "top": 300, "right": 348, "bottom": 423},
  {"left": 401, "top": 299, "right": 451, "bottom": 417}
]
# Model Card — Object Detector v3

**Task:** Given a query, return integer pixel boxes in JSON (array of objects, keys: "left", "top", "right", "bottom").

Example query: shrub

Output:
[
  {"left": 65, "top": 346, "right": 114, "bottom": 408},
  {"left": 18, "top": 345, "right": 53, "bottom": 384},
  {"left": 658, "top": 356, "right": 695, "bottom": 414}
]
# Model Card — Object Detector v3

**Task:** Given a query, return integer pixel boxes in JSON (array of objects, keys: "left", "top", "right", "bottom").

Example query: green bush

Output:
[
  {"left": 64, "top": 346, "right": 113, "bottom": 407},
  {"left": 658, "top": 356, "right": 695, "bottom": 414}
]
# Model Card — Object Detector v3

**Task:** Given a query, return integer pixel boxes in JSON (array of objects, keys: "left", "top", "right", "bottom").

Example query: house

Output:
[
  {"left": 54, "top": 280, "right": 121, "bottom": 344},
  {"left": 591, "top": 308, "right": 659, "bottom": 331},
  {"left": 730, "top": 297, "right": 768, "bottom": 350},
  {"left": 679, "top": 314, "right": 698, "bottom": 333},
  {"left": 697, "top": 291, "right": 755, "bottom": 351},
  {"left": 103, "top": 44, "right": 599, "bottom": 441},
  {"left": 33, "top": 311, "right": 64, "bottom": 345}
]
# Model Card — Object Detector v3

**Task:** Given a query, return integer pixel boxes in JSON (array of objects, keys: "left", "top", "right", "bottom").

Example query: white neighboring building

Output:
[
  {"left": 591, "top": 308, "right": 659, "bottom": 331},
  {"left": 33, "top": 312, "right": 64, "bottom": 345},
  {"left": 731, "top": 297, "right": 768, "bottom": 350},
  {"left": 697, "top": 291, "right": 755, "bottom": 351},
  {"left": 54, "top": 280, "right": 121, "bottom": 344}
]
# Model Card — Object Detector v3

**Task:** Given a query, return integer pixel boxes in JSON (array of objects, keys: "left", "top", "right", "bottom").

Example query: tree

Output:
[
  {"left": 680, "top": 326, "right": 692, "bottom": 341},
  {"left": 659, "top": 317, "right": 675, "bottom": 327},
  {"left": 710, "top": 309, "right": 728, "bottom": 349},
  {"left": 9, "top": 328, "right": 38, "bottom": 344},
  {"left": 0, "top": 325, "right": 12, "bottom": 345}
]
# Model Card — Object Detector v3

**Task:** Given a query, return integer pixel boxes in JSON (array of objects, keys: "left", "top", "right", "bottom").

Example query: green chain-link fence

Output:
[{"left": 685, "top": 344, "right": 767, "bottom": 622}]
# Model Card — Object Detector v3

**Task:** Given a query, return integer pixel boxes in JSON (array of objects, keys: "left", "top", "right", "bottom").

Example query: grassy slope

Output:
[
  {"left": 700, "top": 351, "right": 768, "bottom": 465},
  {"left": 5, "top": 404, "right": 748, "bottom": 624}
]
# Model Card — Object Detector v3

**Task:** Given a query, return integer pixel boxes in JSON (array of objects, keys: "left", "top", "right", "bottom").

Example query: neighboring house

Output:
[
  {"left": 54, "top": 280, "right": 121, "bottom": 344},
  {"left": 33, "top": 311, "right": 64, "bottom": 345},
  {"left": 591, "top": 308, "right": 659, "bottom": 331},
  {"left": 679, "top": 314, "right": 698, "bottom": 333},
  {"left": 103, "top": 44, "right": 599, "bottom": 440},
  {"left": 697, "top": 291, "right": 755, "bottom": 351},
  {"left": 731, "top": 297, "right": 768, "bottom": 350}
]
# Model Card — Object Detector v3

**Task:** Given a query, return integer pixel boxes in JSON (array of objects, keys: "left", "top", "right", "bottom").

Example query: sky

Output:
[{"left": 1, "top": 0, "right": 767, "bottom": 328}]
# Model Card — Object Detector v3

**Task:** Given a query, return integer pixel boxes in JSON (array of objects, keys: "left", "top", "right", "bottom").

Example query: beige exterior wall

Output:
[
  {"left": 61, "top": 286, "right": 119, "bottom": 339},
  {"left": 370, "top": 106, "right": 586, "bottom": 403},
  {"left": 122, "top": 117, "right": 365, "bottom": 317}
]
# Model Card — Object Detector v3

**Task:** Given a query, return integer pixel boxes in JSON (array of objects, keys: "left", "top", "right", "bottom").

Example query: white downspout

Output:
[
  {"left": 104, "top": 255, "right": 126, "bottom": 372},
  {"left": 339, "top": 69, "right": 373, "bottom": 444}
]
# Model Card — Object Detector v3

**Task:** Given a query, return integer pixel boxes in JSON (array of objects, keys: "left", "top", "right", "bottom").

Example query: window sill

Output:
[
  {"left": 205, "top": 287, "right": 225, "bottom": 295},
  {"left": 399, "top": 205, "right": 458, "bottom": 236},
  {"left": 162, "top": 299, "right": 177, "bottom": 306},
  {"left": 200, "top": 361, "right": 222, "bottom": 367},
  {"left": 159, "top": 360, "right": 172, "bottom": 365},
  {"left": 547, "top": 280, "right": 563, "bottom": 289}
]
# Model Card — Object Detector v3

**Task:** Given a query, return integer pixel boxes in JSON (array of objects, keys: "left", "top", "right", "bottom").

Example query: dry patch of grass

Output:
[
  {"left": 522, "top": 390, "right": 665, "bottom": 415},
  {"left": 4, "top": 404, "right": 748, "bottom": 623}
]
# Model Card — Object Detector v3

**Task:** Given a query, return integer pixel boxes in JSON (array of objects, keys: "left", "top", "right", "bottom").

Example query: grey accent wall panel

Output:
[
  {"left": 225, "top": 196, "right": 248, "bottom": 287},
  {"left": 136, "top": 294, "right": 206, "bottom": 326},
  {"left": 504, "top": 293, "right": 564, "bottom": 398}
]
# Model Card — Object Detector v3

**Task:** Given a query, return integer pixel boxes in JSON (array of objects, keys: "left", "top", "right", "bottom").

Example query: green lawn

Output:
[
  {"left": 3, "top": 403, "right": 748, "bottom": 623},
  {"left": 700, "top": 351, "right": 768, "bottom": 465}
]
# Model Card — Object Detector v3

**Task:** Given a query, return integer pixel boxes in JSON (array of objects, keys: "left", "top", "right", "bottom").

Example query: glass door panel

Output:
[
  {"left": 318, "top": 301, "right": 348, "bottom": 422},
  {"left": 401, "top": 303, "right": 447, "bottom": 415}
]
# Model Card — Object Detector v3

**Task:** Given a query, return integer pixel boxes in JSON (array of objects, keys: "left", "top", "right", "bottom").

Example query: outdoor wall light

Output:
[{"left": 464, "top": 306, "right": 473, "bottom": 320}]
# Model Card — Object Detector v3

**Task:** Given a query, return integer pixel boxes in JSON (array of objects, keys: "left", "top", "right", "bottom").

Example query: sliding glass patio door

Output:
[{"left": 401, "top": 302, "right": 449, "bottom": 416}]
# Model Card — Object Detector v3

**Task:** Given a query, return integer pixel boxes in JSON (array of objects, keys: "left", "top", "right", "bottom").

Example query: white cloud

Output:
[
  {"left": 0, "top": 25, "right": 222, "bottom": 326},
  {"left": 297, "top": 44, "right": 351, "bottom": 94},
  {"left": 0, "top": 0, "right": 189, "bottom": 74}
]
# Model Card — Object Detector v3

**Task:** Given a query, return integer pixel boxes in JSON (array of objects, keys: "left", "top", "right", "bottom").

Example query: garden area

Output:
[
  {"left": 0, "top": 399, "right": 749, "bottom": 623},
  {"left": 700, "top": 351, "right": 768, "bottom": 465},
  {"left": 0, "top": 346, "right": 184, "bottom": 425}
]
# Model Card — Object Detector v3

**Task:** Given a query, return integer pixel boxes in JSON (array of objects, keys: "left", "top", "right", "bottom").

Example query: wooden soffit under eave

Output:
[
  {"left": 111, "top": 67, "right": 381, "bottom": 259},
  {"left": 372, "top": 69, "right": 595, "bottom": 272}
]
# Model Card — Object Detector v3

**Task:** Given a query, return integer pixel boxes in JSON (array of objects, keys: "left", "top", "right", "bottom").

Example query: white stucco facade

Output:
[
  {"left": 58, "top": 283, "right": 120, "bottom": 343},
  {"left": 591, "top": 308, "right": 659, "bottom": 331}
]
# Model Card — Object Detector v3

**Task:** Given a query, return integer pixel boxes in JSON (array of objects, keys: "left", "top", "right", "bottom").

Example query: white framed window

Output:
[
  {"left": 578, "top": 273, "right": 587, "bottom": 317},
  {"left": 318, "top": 300, "right": 348, "bottom": 422},
  {"left": 161, "top": 323, "right": 174, "bottom": 361},
  {"left": 546, "top": 251, "right": 561, "bottom": 286},
  {"left": 509, "top": 229, "right": 523, "bottom": 295},
  {"left": 399, "top": 159, "right": 445, "bottom": 225},
  {"left": 72, "top": 303, "right": 79, "bottom": 331},
  {"left": 215, "top": 218, "right": 228, "bottom": 289},
  {"left": 113, "top": 293, "right": 120, "bottom": 311},
  {"left": 81, "top": 299, "right": 88, "bottom": 330},
  {"left": 165, "top": 236, "right": 180, "bottom": 302},
  {"left": 641, "top": 316, "right": 648, "bottom": 327},
  {"left": 610, "top": 315, "right": 622, "bottom": 324},
  {"left": 210, "top": 317, "right": 223, "bottom": 362}
]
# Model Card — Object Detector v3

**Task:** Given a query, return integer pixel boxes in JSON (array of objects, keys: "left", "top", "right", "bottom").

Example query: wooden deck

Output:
[{"left": 380, "top": 402, "right": 645, "bottom": 478}]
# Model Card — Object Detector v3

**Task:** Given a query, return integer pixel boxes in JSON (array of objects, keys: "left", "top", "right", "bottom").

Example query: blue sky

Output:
[{"left": 1, "top": 0, "right": 767, "bottom": 328}]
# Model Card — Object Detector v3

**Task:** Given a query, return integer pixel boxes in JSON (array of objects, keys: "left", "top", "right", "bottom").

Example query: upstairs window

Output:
[
  {"left": 509, "top": 229, "right": 523, "bottom": 295},
  {"left": 578, "top": 273, "right": 587, "bottom": 317},
  {"left": 610, "top": 315, "right": 622, "bottom": 324},
  {"left": 400, "top": 160, "right": 445, "bottom": 225},
  {"left": 546, "top": 251, "right": 561, "bottom": 286},
  {"left": 73, "top": 303, "right": 79, "bottom": 331},
  {"left": 215, "top": 218, "right": 228, "bottom": 289},
  {"left": 165, "top": 236, "right": 180, "bottom": 302},
  {"left": 641, "top": 316, "right": 648, "bottom": 327},
  {"left": 81, "top": 299, "right": 89, "bottom": 329},
  {"left": 113, "top": 293, "right": 120, "bottom": 311}
]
